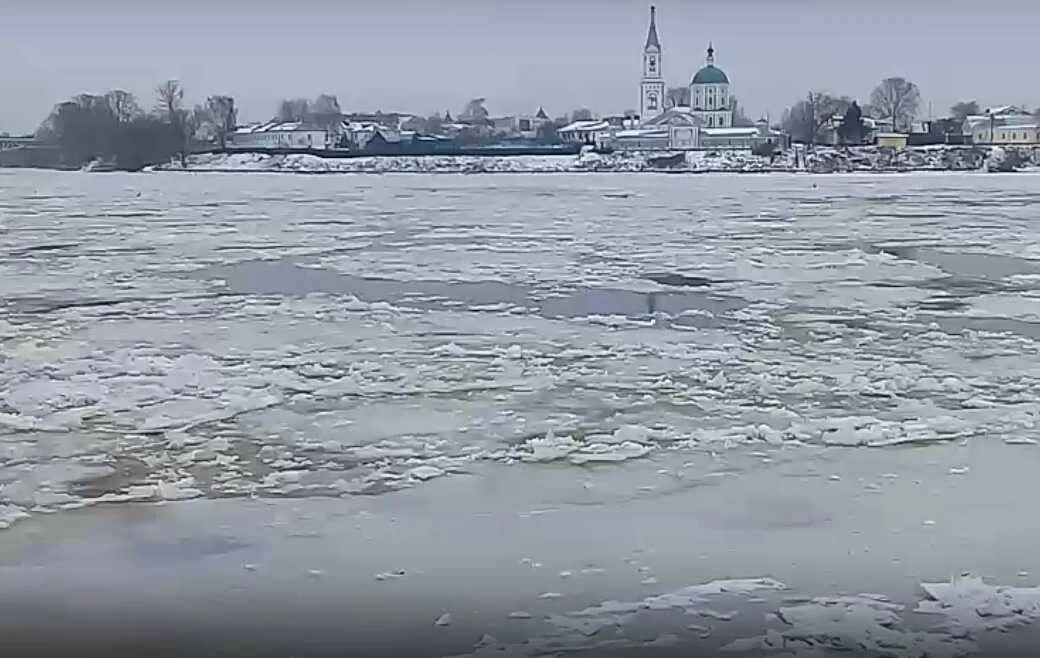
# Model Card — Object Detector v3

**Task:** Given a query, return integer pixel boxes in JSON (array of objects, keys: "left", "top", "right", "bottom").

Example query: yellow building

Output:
[
  {"left": 875, "top": 132, "right": 909, "bottom": 149},
  {"left": 971, "top": 123, "right": 1040, "bottom": 146}
]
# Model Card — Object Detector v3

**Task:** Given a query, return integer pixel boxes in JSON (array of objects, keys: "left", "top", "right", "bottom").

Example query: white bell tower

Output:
[{"left": 640, "top": 5, "right": 665, "bottom": 121}]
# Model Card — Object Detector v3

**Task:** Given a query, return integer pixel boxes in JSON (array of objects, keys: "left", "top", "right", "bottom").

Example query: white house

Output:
[
  {"left": 602, "top": 110, "right": 784, "bottom": 153},
  {"left": 227, "top": 122, "right": 329, "bottom": 150},
  {"left": 964, "top": 106, "right": 1039, "bottom": 145},
  {"left": 639, "top": 107, "right": 701, "bottom": 149},
  {"left": 700, "top": 126, "right": 762, "bottom": 149},
  {"left": 558, "top": 119, "right": 612, "bottom": 146},
  {"left": 345, "top": 122, "right": 403, "bottom": 150},
  {"left": 0, "top": 136, "right": 37, "bottom": 151},
  {"left": 605, "top": 128, "right": 671, "bottom": 151},
  {"left": 491, "top": 108, "right": 553, "bottom": 139},
  {"left": 818, "top": 116, "right": 890, "bottom": 146}
]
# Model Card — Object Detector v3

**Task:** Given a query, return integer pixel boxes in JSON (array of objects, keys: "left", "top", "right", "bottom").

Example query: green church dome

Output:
[{"left": 691, "top": 65, "right": 728, "bottom": 85}]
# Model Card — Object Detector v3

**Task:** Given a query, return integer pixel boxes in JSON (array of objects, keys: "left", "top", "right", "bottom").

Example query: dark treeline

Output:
[{"left": 35, "top": 82, "right": 236, "bottom": 170}]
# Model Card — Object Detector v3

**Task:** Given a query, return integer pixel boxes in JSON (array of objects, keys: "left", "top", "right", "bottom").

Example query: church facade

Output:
[
  {"left": 597, "top": 5, "right": 787, "bottom": 153},
  {"left": 599, "top": 6, "right": 786, "bottom": 153},
  {"left": 639, "top": 5, "right": 733, "bottom": 128}
]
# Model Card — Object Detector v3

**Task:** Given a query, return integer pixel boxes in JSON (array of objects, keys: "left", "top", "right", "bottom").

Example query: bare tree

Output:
[
  {"left": 665, "top": 86, "right": 690, "bottom": 109},
  {"left": 206, "top": 95, "right": 237, "bottom": 148},
  {"left": 105, "top": 90, "right": 142, "bottom": 124},
  {"left": 730, "top": 95, "right": 755, "bottom": 127},
  {"left": 950, "top": 101, "right": 980, "bottom": 123},
  {"left": 422, "top": 114, "right": 444, "bottom": 134},
  {"left": 312, "top": 94, "right": 341, "bottom": 116},
  {"left": 36, "top": 91, "right": 182, "bottom": 170},
  {"left": 156, "top": 80, "right": 188, "bottom": 165},
  {"left": 569, "top": 108, "right": 594, "bottom": 121},
  {"left": 186, "top": 106, "right": 206, "bottom": 139},
  {"left": 156, "top": 80, "right": 184, "bottom": 122},
  {"left": 460, "top": 98, "right": 490, "bottom": 124},
  {"left": 782, "top": 92, "right": 848, "bottom": 146},
  {"left": 869, "top": 77, "right": 920, "bottom": 132},
  {"left": 277, "top": 98, "right": 310, "bottom": 122}
]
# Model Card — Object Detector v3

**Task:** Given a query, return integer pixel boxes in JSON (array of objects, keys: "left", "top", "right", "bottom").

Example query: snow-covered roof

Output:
[
  {"left": 613, "top": 129, "right": 668, "bottom": 138},
  {"left": 233, "top": 121, "right": 325, "bottom": 134},
  {"left": 558, "top": 120, "right": 609, "bottom": 133},
  {"left": 642, "top": 108, "right": 701, "bottom": 128},
  {"left": 966, "top": 113, "right": 1037, "bottom": 128},
  {"left": 701, "top": 127, "right": 759, "bottom": 137},
  {"left": 985, "top": 105, "right": 1030, "bottom": 116}
]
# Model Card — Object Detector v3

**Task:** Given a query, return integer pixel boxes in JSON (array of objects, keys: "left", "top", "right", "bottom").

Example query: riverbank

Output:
[
  {"left": 3, "top": 439, "right": 1040, "bottom": 658},
  {"left": 151, "top": 145, "right": 1040, "bottom": 175}
]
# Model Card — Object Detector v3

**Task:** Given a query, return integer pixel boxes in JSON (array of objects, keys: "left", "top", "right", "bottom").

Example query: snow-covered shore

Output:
[{"left": 157, "top": 145, "right": 1040, "bottom": 175}]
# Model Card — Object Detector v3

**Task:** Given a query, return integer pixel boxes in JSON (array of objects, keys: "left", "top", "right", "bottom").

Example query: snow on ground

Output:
[{"left": 159, "top": 145, "right": 1040, "bottom": 175}]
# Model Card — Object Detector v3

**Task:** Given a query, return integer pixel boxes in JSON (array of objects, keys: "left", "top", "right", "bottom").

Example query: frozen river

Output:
[{"left": 3, "top": 169, "right": 1040, "bottom": 657}]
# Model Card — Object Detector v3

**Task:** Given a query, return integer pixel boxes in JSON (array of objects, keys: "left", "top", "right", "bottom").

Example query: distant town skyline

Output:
[{"left": 2, "top": 0, "right": 1038, "bottom": 134}]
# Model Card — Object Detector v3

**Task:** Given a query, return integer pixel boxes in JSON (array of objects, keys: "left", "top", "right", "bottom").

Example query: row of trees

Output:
[
  {"left": 776, "top": 77, "right": 1040, "bottom": 147},
  {"left": 35, "top": 82, "right": 237, "bottom": 170},
  {"left": 780, "top": 77, "right": 922, "bottom": 145}
]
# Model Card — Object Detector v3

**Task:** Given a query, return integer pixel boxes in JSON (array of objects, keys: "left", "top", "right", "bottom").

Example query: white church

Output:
[{"left": 596, "top": 5, "right": 783, "bottom": 153}]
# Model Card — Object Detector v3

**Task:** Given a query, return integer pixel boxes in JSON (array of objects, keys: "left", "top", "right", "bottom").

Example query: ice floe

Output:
[
  {"left": 7, "top": 167, "right": 1040, "bottom": 539},
  {"left": 917, "top": 574, "right": 1040, "bottom": 635},
  {"left": 726, "top": 594, "right": 976, "bottom": 657},
  {"left": 445, "top": 578, "right": 786, "bottom": 658}
]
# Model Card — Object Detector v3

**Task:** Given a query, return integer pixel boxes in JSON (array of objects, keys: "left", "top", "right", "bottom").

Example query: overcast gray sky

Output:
[{"left": 2, "top": 0, "right": 1037, "bottom": 134}]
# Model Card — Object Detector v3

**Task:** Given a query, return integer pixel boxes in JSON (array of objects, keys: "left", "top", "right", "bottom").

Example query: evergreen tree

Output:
[{"left": 837, "top": 101, "right": 865, "bottom": 145}]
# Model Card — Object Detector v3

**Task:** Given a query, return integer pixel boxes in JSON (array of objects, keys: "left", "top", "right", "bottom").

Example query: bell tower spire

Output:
[
  {"left": 645, "top": 5, "right": 660, "bottom": 49},
  {"left": 639, "top": 5, "right": 665, "bottom": 120}
]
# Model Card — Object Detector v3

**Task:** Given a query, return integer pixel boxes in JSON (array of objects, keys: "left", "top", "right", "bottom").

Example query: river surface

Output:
[{"left": 3, "top": 169, "right": 1040, "bottom": 657}]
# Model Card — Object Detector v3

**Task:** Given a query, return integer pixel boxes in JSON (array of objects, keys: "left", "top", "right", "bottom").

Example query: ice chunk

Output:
[
  {"left": 568, "top": 441, "right": 651, "bottom": 465},
  {"left": 157, "top": 478, "right": 203, "bottom": 500},
  {"left": 693, "top": 608, "right": 737, "bottom": 621},
  {"left": 0, "top": 504, "right": 31, "bottom": 530},
  {"left": 406, "top": 465, "right": 445, "bottom": 482},
  {"left": 611, "top": 424, "right": 650, "bottom": 444},
  {"left": 434, "top": 613, "right": 453, "bottom": 627},
  {"left": 732, "top": 594, "right": 976, "bottom": 657},
  {"left": 520, "top": 432, "right": 581, "bottom": 463},
  {"left": 917, "top": 574, "right": 1040, "bottom": 634}
]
